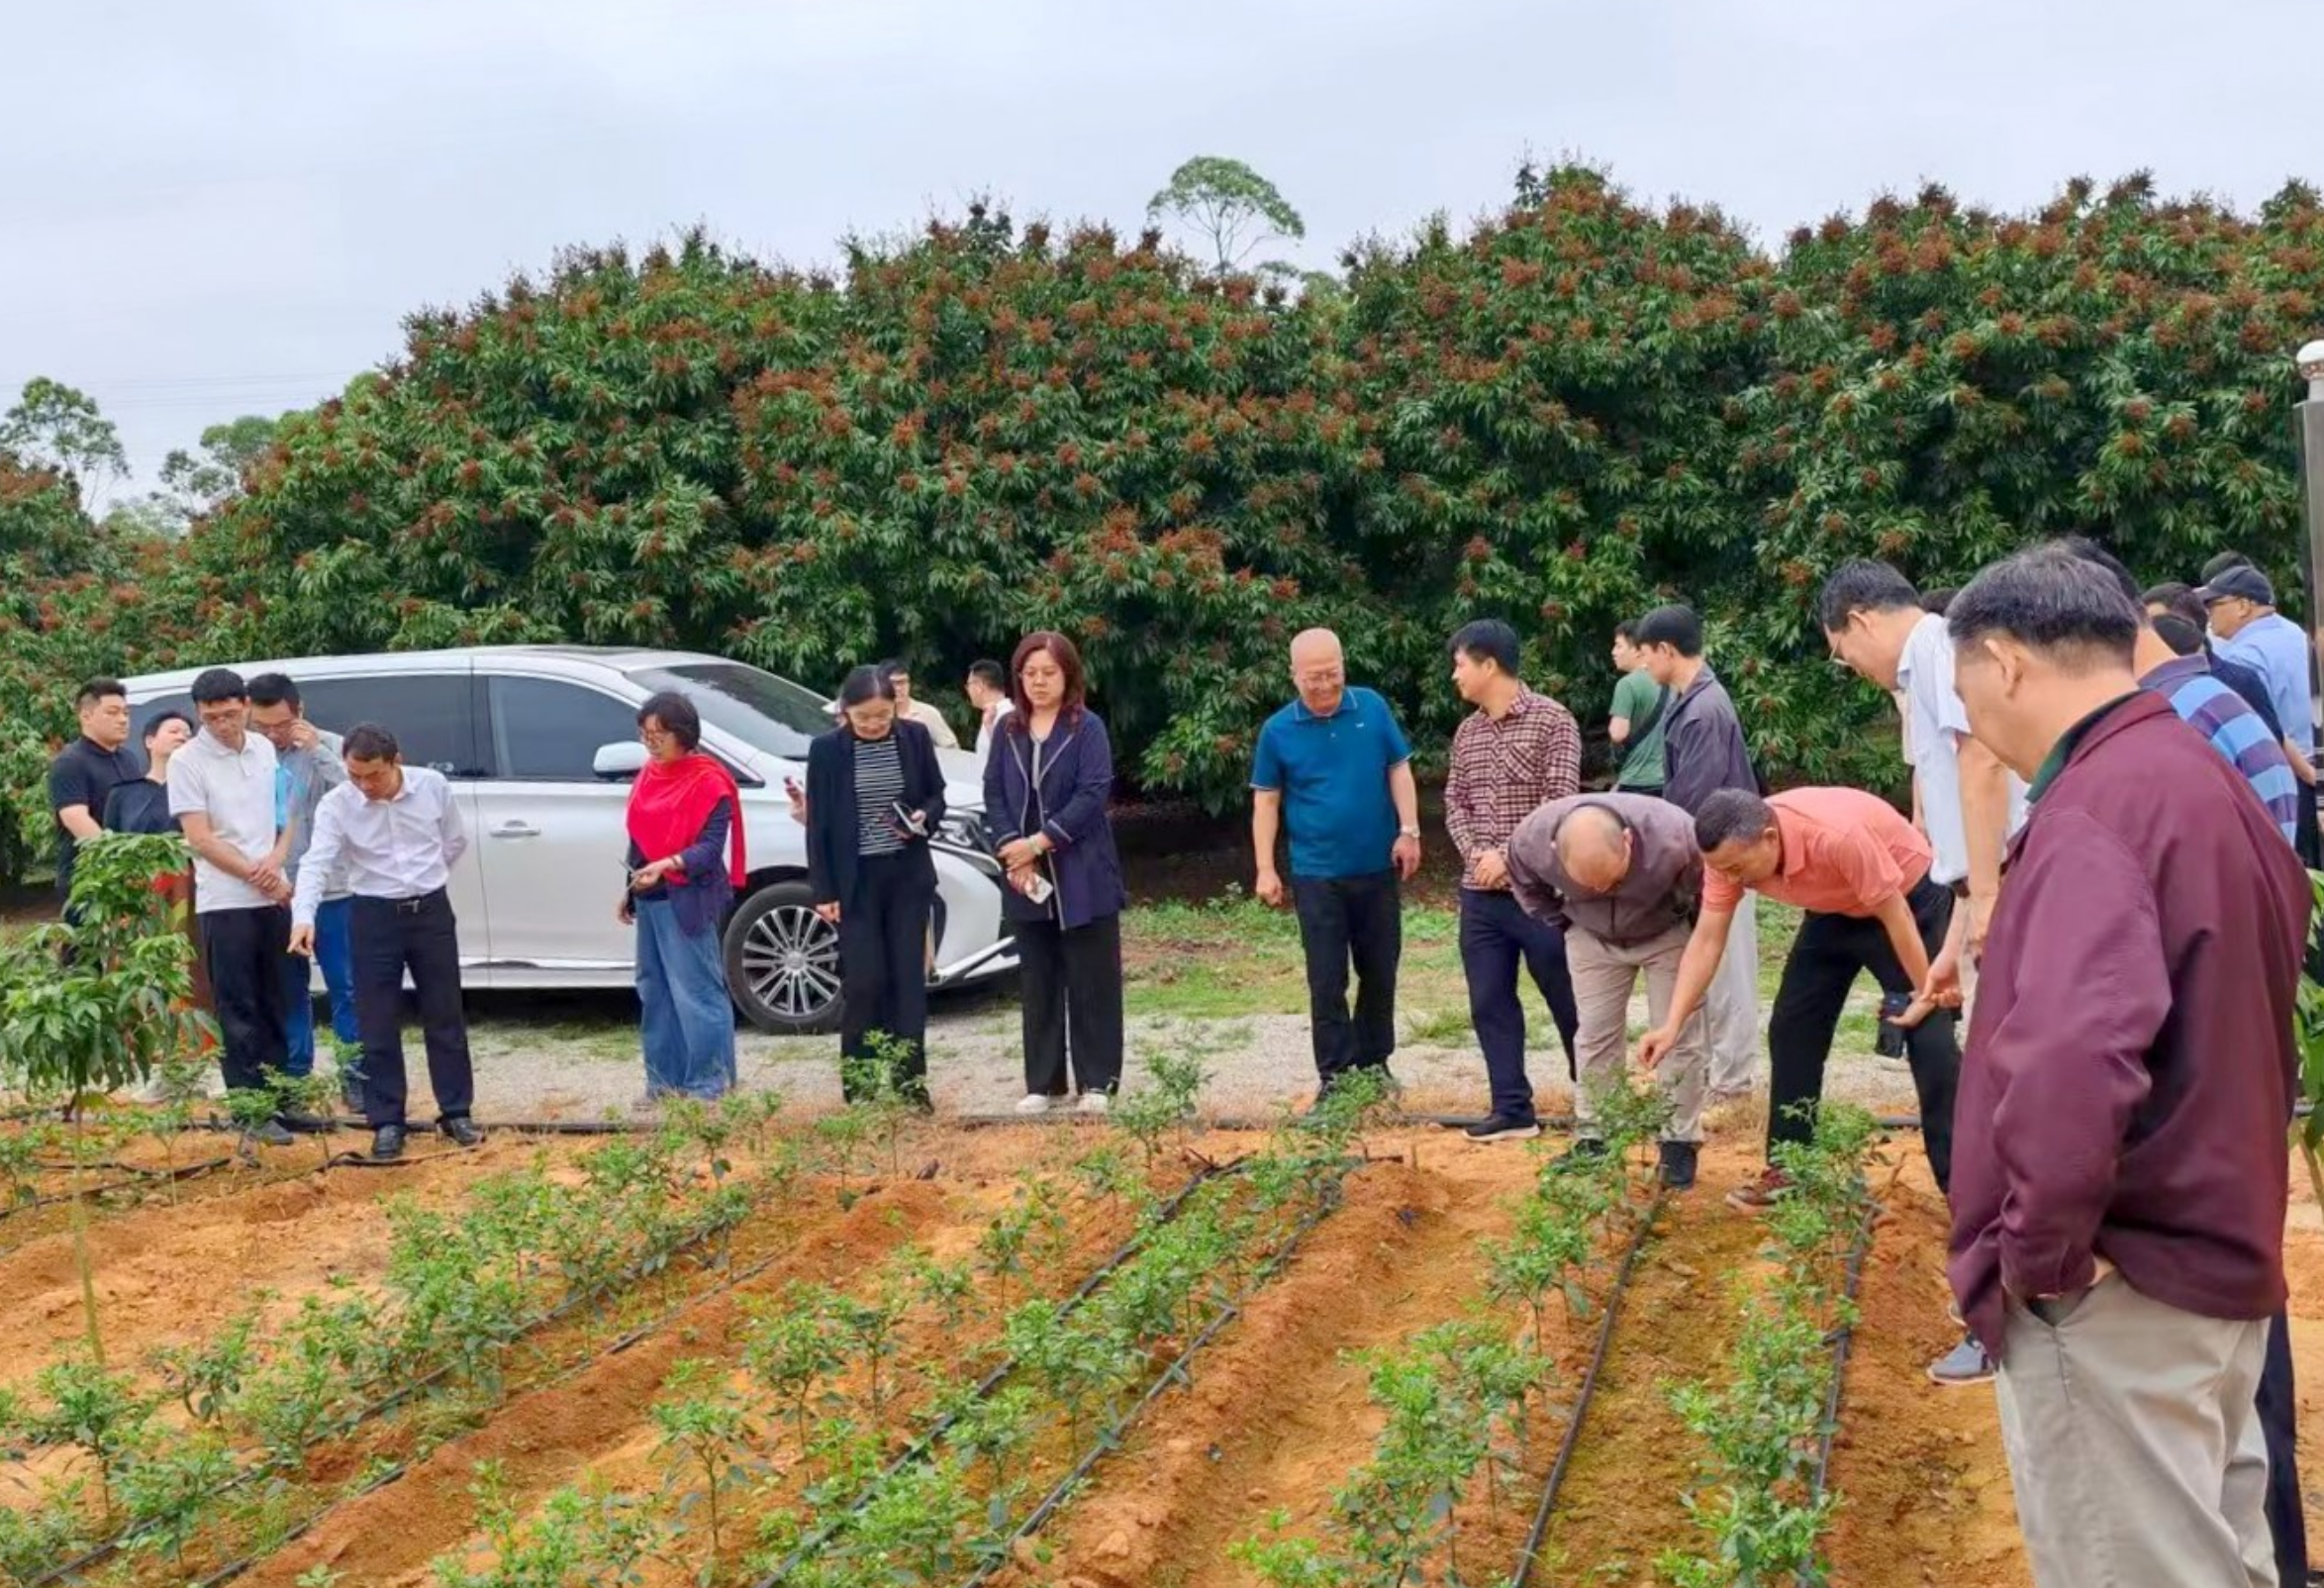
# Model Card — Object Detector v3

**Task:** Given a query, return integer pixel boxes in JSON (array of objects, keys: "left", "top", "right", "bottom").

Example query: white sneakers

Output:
[{"left": 1017, "top": 1092, "right": 1111, "bottom": 1116}]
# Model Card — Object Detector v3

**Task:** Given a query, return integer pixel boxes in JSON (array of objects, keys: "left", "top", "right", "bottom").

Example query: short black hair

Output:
[
  {"left": 1449, "top": 619, "right": 1521, "bottom": 676},
  {"left": 1920, "top": 587, "right": 1959, "bottom": 616},
  {"left": 1612, "top": 620, "right": 1640, "bottom": 645},
  {"left": 2151, "top": 614, "right": 2207, "bottom": 657},
  {"left": 341, "top": 723, "right": 399, "bottom": 761},
  {"left": 245, "top": 672, "right": 301, "bottom": 709},
  {"left": 2200, "top": 549, "right": 2254, "bottom": 584},
  {"left": 839, "top": 664, "right": 896, "bottom": 709},
  {"left": 1633, "top": 605, "right": 1704, "bottom": 658},
  {"left": 878, "top": 657, "right": 910, "bottom": 680},
  {"left": 143, "top": 709, "right": 192, "bottom": 744},
  {"left": 636, "top": 690, "right": 702, "bottom": 751},
  {"left": 74, "top": 677, "right": 126, "bottom": 712},
  {"left": 2142, "top": 580, "right": 2208, "bottom": 634},
  {"left": 1695, "top": 788, "right": 1775, "bottom": 852},
  {"left": 1816, "top": 559, "right": 1921, "bottom": 631},
  {"left": 190, "top": 667, "right": 248, "bottom": 706},
  {"left": 2055, "top": 537, "right": 2143, "bottom": 608},
  {"left": 967, "top": 659, "right": 1006, "bottom": 692},
  {"left": 1946, "top": 545, "right": 2142, "bottom": 670}
]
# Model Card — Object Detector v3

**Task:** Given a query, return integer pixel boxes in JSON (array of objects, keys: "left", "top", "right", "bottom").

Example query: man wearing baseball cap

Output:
[{"left": 2200, "top": 562, "right": 2317, "bottom": 783}]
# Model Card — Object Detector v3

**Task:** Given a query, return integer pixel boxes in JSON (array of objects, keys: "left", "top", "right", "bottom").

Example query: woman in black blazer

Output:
[{"left": 806, "top": 665, "right": 946, "bottom": 1105}]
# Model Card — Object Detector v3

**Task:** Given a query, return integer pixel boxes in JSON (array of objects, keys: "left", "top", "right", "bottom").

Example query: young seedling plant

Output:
[{"left": 651, "top": 1358, "right": 772, "bottom": 1584}]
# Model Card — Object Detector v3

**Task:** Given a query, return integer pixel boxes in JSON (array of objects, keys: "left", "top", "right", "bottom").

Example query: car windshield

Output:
[{"left": 626, "top": 661, "right": 831, "bottom": 761}]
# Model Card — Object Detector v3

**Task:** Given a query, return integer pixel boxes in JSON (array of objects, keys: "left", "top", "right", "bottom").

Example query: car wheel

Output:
[{"left": 725, "top": 880, "right": 844, "bottom": 1035}]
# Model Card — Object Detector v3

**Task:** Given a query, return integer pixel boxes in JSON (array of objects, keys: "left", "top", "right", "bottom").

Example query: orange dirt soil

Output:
[{"left": 14, "top": 1113, "right": 2324, "bottom": 1587}]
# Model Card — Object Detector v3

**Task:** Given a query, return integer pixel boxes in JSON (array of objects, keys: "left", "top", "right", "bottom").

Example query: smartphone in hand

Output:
[{"left": 892, "top": 801, "right": 928, "bottom": 838}]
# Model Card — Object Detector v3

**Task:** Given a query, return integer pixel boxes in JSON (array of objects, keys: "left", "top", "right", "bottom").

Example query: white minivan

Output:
[{"left": 122, "top": 645, "right": 1017, "bottom": 1034}]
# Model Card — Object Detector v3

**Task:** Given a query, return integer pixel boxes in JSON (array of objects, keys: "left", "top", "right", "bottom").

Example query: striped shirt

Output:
[
  {"left": 1446, "top": 686, "right": 1582, "bottom": 890},
  {"left": 853, "top": 735, "right": 907, "bottom": 855},
  {"left": 2143, "top": 654, "right": 2300, "bottom": 847}
]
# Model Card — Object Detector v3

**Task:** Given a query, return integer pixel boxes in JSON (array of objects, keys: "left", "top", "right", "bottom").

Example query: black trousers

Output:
[
  {"left": 201, "top": 905, "right": 292, "bottom": 1096},
  {"left": 1291, "top": 870, "right": 1402, "bottom": 1080},
  {"left": 839, "top": 852, "right": 933, "bottom": 1099},
  {"left": 1459, "top": 887, "right": 1580, "bottom": 1117},
  {"left": 1767, "top": 877, "right": 1958, "bottom": 1193},
  {"left": 2260, "top": 1308, "right": 2307, "bottom": 1586},
  {"left": 350, "top": 890, "right": 475, "bottom": 1127},
  {"left": 1016, "top": 913, "right": 1124, "bottom": 1098}
]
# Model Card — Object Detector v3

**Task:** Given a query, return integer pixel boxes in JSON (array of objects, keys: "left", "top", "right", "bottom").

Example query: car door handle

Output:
[{"left": 491, "top": 822, "right": 540, "bottom": 840}]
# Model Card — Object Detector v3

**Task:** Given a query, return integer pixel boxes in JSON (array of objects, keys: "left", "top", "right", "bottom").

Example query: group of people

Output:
[
  {"left": 1239, "top": 545, "right": 2315, "bottom": 1588},
  {"left": 39, "top": 540, "right": 2320, "bottom": 1586}
]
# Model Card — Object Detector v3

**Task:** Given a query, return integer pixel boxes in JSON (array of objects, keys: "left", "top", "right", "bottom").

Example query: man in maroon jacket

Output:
[{"left": 1945, "top": 546, "right": 2311, "bottom": 1587}]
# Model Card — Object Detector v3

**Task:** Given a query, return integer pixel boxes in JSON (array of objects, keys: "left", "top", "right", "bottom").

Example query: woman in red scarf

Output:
[{"left": 618, "top": 692, "right": 747, "bottom": 1104}]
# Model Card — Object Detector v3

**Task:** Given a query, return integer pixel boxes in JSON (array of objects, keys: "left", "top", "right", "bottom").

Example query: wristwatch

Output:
[{"left": 1399, "top": 826, "right": 1421, "bottom": 839}]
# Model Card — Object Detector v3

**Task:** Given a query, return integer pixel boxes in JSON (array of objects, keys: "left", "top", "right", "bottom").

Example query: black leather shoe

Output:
[
  {"left": 1659, "top": 1141, "right": 1699, "bottom": 1190},
  {"left": 280, "top": 1109, "right": 334, "bottom": 1135},
  {"left": 251, "top": 1120, "right": 295, "bottom": 1148},
  {"left": 440, "top": 1117, "right": 485, "bottom": 1148},
  {"left": 371, "top": 1125, "right": 406, "bottom": 1161}
]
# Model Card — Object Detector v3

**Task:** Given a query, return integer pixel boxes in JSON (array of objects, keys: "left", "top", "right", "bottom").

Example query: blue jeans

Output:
[
  {"left": 635, "top": 895, "right": 737, "bottom": 1099},
  {"left": 1459, "top": 887, "right": 1579, "bottom": 1123},
  {"left": 283, "top": 896, "right": 359, "bottom": 1078}
]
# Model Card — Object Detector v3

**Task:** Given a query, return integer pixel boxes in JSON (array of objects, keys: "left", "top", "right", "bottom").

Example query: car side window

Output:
[
  {"left": 486, "top": 675, "right": 642, "bottom": 782},
  {"left": 297, "top": 674, "right": 485, "bottom": 777}
]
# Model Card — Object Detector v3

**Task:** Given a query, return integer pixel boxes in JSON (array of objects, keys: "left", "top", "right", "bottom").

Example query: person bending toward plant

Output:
[
  {"left": 985, "top": 632, "right": 1125, "bottom": 1116},
  {"left": 169, "top": 667, "right": 311, "bottom": 1145},
  {"left": 1503, "top": 794, "right": 1708, "bottom": 1188},
  {"left": 1942, "top": 546, "right": 2309, "bottom": 1588},
  {"left": 1251, "top": 629, "right": 1422, "bottom": 1105},
  {"left": 807, "top": 666, "right": 943, "bottom": 1109},
  {"left": 619, "top": 691, "right": 747, "bottom": 1107},
  {"left": 1442, "top": 619, "right": 1580, "bottom": 1141},
  {"left": 288, "top": 724, "right": 483, "bottom": 1161}
]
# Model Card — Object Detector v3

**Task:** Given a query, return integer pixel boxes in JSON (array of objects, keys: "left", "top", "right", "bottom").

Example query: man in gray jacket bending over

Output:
[{"left": 1505, "top": 793, "right": 1709, "bottom": 1189}]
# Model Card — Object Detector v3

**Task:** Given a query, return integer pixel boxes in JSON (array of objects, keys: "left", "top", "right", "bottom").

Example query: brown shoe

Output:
[{"left": 1724, "top": 1166, "right": 1792, "bottom": 1213}]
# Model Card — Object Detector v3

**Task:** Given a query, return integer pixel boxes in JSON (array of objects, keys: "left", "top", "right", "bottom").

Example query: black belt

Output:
[{"left": 359, "top": 887, "right": 447, "bottom": 915}]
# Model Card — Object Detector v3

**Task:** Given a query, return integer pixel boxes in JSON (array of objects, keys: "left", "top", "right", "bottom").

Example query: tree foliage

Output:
[
  {"left": 1146, "top": 154, "right": 1307, "bottom": 274},
  {"left": 4, "top": 165, "right": 2323, "bottom": 880}
]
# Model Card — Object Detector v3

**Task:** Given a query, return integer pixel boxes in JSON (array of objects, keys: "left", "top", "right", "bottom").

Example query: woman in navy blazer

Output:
[
  {"left": 807, "top": 665, "right": 946, "bottom": 1105},
  {"left": 983, "top": 632, "right": 1126, "bottom": 1113}
]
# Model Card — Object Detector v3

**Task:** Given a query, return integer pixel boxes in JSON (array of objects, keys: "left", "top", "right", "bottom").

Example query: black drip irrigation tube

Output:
[
  {"left": 0, "top": 1156, "right": 238, "bottom": 1222},
  {"left": 29, "top": 1178, "right": 794, "bottom": 1588},
  {"left": 1509, "top": 1185, "right": 1672, "bottom": 1588},
  {"left": 748, "top": 1157, "right": 1245, "bottom": 1587},
  {"left": 953, "top": 1175, "right": 1351, "bottom": 1588},
  {"left": 1792, "top": 1210, "right": 1881, "bottom": 1588}
]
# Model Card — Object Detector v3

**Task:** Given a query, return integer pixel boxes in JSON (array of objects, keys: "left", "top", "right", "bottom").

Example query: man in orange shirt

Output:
[{"left": 1638, "top": 785, "right": 1960, "bottom": 1213}]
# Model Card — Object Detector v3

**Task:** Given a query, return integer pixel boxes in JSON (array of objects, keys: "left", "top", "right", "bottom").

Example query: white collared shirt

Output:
[
  {"left": 292, "top": 766, "right": 468, "bottom": 928},
  {"left": 166, "top": 728, "right": 281, "bottom": 914},
  {"left": 975, "top": 698, "right": 1015, "bottom": 762},
  {"left": 1895, "top": 613, "right": 2028, "bottom": 885}
]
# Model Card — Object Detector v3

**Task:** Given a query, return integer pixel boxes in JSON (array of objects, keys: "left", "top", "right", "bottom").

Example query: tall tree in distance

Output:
[
  {"left": 0, "top": 378, "right": 128, "bottom": 512},
  {"left": 109, "top": 413, "right": 287, "bottom": 536},
  {"left": 1145, "top": 155, "right": 1307, "bottom": 275}
]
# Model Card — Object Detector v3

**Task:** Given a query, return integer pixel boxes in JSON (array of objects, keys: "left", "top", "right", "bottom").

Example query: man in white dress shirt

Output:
[
  {"left": 289, "top": 722, "right": 482, "bottom": 1160},
  {"left": 966, "top": 658, "right": 1014, "bottom": 765}
]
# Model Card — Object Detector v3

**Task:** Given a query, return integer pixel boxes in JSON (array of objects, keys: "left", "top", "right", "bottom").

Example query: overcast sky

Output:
[{"left": 6, "top": 0, "right": 2320, "bottom": 499}]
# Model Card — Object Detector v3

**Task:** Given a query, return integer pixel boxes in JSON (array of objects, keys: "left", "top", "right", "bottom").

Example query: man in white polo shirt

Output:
[
  {"left": 1820, "top": 559, "right": 2028, "bottom": 1389},
  {"left": 167, "top": 666, "right": 306, "bottom": 1144},
  {"left": 289, "top": 722, "right": 481, "bottom": 1161}
]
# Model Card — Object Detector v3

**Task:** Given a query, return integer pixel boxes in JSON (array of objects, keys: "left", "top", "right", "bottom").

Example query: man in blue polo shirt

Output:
[{"left": 1253, "top": 628, "right": 1423, "bottom": 1096}]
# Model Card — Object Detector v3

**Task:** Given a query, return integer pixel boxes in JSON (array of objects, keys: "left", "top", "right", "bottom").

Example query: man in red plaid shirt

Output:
[{"left": 1445, "top": 620, "right": 1581, "bottom": 1141}]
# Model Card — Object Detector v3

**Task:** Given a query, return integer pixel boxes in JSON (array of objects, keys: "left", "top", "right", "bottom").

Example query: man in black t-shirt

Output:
[{"left": 48, "top": 677, "right": 142, "bottom": 903}]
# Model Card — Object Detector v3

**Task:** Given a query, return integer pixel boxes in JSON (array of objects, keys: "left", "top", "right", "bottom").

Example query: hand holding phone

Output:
[{"left": 893, "top": 801, "right": 929, "bottom": 839}]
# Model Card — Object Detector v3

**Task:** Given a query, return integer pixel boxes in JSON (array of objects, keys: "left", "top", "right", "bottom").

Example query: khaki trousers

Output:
[
  {"left": 1705, "top": 897, "right": 1760, "bottom": 1095},
  {"left": 1996, "top": 1275, "right": 2275, "bottom": 1588},
  {"left": 1568, "top": 922, "right": 1709, "bottom": 1143}
]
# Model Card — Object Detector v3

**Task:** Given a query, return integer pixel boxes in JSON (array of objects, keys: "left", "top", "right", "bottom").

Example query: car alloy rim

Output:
[{"left": 741, "top": 904, "right": 842, "bottom": 1020}]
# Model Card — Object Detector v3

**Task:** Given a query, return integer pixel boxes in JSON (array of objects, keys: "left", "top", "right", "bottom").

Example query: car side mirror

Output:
[{"left": 593, "top": 742, "right": 648, "bottom": 780}]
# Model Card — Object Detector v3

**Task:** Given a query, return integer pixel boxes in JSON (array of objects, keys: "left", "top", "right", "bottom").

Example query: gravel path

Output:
[{"left": 429, "top": 980, "right": 1921, "bottom": 1127}]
